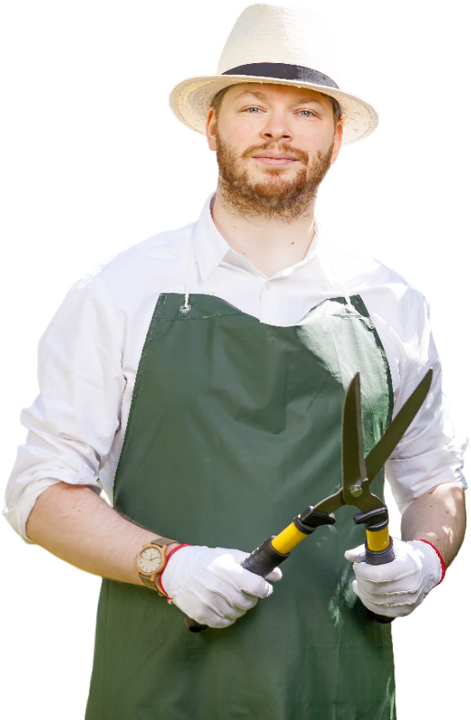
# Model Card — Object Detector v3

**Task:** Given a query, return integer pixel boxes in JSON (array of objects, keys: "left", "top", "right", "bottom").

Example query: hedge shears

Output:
[{"left": 186, "top": 368, "right": 433, "bottom": 631}]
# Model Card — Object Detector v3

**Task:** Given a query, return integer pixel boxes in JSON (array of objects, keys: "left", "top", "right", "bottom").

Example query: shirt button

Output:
[{"left": 265, "top": 281, "right": 272, "bottom": 291}]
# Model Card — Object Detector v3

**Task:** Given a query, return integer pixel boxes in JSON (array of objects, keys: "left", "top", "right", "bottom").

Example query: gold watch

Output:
[{"left": 137, "top": 537, "right": 176, "bottom": 594}]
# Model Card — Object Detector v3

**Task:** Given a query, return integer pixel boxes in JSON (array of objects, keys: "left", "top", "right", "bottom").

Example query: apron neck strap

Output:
[
  {"left": 178, "top": 227, "right": 355, "bottom": 315},
  {"left": 179, "top": 235, "right": 196, "bottom": 314}
]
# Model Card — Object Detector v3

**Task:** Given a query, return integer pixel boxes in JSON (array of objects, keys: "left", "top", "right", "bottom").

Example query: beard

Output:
[{"left": 216, "top": 131, "right": 334, "bottom": 222}]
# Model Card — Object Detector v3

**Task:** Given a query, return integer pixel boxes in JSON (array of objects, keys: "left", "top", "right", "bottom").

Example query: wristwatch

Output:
[{"left": 137, "top": 536, "right": 177, "bottom": 594}]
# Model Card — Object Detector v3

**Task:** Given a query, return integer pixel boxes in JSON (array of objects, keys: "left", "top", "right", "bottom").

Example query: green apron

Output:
[{"left": 86, "top": 292, "right": 395, "bottom": 720}]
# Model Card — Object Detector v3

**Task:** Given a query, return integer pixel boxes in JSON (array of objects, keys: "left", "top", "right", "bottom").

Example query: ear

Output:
[
  {"left": 330, "top": 121, "right": 343, "bottom": 164},
  {"left": 206, "top": 107, "right": 218, "bottom": 151}
]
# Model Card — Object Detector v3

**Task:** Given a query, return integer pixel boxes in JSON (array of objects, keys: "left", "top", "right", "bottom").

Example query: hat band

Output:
[{"left": 222, "top": 62, "right": 339, "bottom": 89}]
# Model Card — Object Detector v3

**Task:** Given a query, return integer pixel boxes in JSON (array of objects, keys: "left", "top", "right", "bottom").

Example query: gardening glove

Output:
[
  {"left": 345, "top": 538, "right": 444, "bottom": 618},
  {"left": 159, "top": 545, "right": 282, "bottom": 628}
]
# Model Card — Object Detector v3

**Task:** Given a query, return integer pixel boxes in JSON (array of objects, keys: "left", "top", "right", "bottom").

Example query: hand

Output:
[
  {"left": 344, "top": 539, "right": 443, "bottom": 618},
  {"left": 159, "top": 545, "right": 282, "bottom": 628}
]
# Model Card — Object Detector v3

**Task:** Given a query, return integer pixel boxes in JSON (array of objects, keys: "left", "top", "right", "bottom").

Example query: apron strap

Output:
[
  {"left": 179, "top": 235, "right": 196, "bottom": 314},
  {"left": 316, "top": 236, "right": 356, "bottom": 312}
]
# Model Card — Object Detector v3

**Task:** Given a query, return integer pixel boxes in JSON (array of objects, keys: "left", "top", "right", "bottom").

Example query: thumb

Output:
[
  {"left": 344, "top": 543, "right": 366, "bottom": 564},
  {"left": 264, "top": 567, "right": 283, "bottom": 582},
  {"left": 220, "top": 548, "right": 282, "bottom": 582}
]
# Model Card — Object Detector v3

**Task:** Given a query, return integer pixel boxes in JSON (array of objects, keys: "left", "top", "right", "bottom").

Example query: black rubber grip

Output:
[
  {"left": 241, "top": 536, "right": 290, "bottom": 576},
  {"left": 295, "top": 507, "right": 336, "bottom": 532},
  {"left": 353, "top": 506, "right": 389, "bottom": 533}
]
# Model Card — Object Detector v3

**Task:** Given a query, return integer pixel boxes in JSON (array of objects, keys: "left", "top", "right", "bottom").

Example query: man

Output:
[{"left": 4, "top": 4, "right": 466, "bottom": 719}]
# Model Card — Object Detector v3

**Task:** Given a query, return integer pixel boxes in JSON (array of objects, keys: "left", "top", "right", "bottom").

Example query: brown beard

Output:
[{"left": 216, "top": 131, "right": 334, "bottom": 222}]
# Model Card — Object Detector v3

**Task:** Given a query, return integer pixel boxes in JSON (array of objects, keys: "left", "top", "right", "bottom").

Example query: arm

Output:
[
  {"left": 401, "top": 482, "right": 466, "bottom": 567},
  {"left": 26, "top": 482, "right": 167, "bottom": 585},
  {"left": 26, "top": 481, "right": 280, "bottom": 628}
]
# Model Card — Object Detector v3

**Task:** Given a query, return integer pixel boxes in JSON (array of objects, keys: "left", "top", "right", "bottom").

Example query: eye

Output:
[
  {"left": 298, "top": 109, "right": 316, "bottom": 118},
  {"left": 244, "top": 106, "right": 261, "bottom": 113}
]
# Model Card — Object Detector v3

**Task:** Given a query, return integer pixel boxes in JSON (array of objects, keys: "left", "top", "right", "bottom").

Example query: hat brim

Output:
[{"left": 169, "top": 75, "right": 378, "bottom": 145}]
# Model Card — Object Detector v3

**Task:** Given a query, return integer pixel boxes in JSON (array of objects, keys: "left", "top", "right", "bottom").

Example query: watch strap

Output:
[
  {"left": 150, "top": 536, "right": 177, "bottom": 547},
  {"left": 139, "top": 573, "right": 165, "bottom": 593},
  {"left": 137, "top": 537, "right": 178, "bottom": 594}
]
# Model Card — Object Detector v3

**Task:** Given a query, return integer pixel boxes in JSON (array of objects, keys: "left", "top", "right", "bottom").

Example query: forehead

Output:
[{"left": 221, "top": 82, "right": 332, "bottom": 107}]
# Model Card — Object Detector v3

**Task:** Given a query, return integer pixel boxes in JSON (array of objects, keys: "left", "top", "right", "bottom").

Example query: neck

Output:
[{"left": 211, "top": 185, "right": 317, "bottom": 278}]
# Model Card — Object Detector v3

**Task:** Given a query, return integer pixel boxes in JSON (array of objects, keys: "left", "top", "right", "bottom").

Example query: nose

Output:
[{"left": 261, "top": 109, "right": 292, "bottom": 142}]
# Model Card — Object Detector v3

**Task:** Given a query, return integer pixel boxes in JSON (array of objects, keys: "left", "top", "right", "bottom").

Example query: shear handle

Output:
[
  {"left": 186, "top": 509, "right": 336, "bottom": 632},
  {"left": 354, "top": 506, "right": 395, "bottom": 624}
]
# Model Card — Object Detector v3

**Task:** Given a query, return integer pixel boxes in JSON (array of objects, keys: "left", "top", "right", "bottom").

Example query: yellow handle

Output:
[
  {"left": 366, "top": 526, "right": 390, "bottom": 552},
  {"left": 270, "top": 522, "right": 309, "bottom": 554}
]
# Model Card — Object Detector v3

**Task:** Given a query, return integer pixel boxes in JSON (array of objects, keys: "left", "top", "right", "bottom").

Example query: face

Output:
[{"left": 206, "top": 83, "right": 343, "bottom": 220}]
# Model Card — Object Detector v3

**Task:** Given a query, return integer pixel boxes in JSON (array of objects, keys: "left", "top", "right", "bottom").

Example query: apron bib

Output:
[{"left": 86, "top": 292, "right": 395, "bottom": 720}]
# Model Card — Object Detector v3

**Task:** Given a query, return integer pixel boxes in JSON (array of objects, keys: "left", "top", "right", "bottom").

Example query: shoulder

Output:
[
  {"left": 58, "top": 221, "right": 194, "bottom": 316},
  {"left": 87, "top": 222, "right": 193, "bottom": 291},
  {"left": 42, "top": 221, "right": 194, "bottom": 345},
  {"left": 327, "top": 242, "right": 430, "bottom": 333}
]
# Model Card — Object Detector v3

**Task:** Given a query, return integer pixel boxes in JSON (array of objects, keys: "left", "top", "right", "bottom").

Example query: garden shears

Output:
[{"left": 186, "top": 368, "right": 433, "bottom": 631}]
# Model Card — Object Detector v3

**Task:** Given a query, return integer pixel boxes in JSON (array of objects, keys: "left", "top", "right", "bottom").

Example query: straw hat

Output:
[{"left": 169, "top": 4, "right": 378, "bottom": 145}]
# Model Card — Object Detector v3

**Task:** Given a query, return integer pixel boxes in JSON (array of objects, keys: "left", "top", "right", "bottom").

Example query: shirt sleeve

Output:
[
  {"left": 379, "top": 287, "right": 467, "bottom": 513},
  {"left": 3, "top": 271, "right": 126, "bottom": 541}
]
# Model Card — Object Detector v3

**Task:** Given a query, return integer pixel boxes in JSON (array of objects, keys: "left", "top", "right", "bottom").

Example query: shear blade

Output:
[
  {"left": 341, "top": 368, "right": 433, "bottom": 512},
  {"left": 341, "top": 373, "right": 370, "bottom": 505},
  {"left": 365, "top": 368, "right": 433, "bottom": 481},
  {"left": 311, "top": 368, "right": 433, "bottom": 518}
]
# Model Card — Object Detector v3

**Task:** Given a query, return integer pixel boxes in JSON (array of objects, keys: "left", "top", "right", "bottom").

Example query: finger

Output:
[
  {"left": 344, "top": 544, "right": 366, "bottom": 563},
  {"left": 183, "top": 586, "right": 252, "bottom": 626},
  {"left": 355, "top": 584, "right": 422, "bottom": 605},
  {"left": 351, "top": 558, "right": 420, "bottom": 584},
  {"left": 356, "top": 593, "right": 415, "bottom": 618},
  {"left": 214, "top": 588, "right": 258, "bottom": 613},
  {"left": 352, "top": 579, "right": 360, "bottom": 598},
  {"left": 216, "top": 548, "right": 282, "bottom": 583},
  {"left": 198, "top": 578, "right": 260, "bottom": 612},
  {"left": 190, "top": 606, "right": 241, "bottom": 629},
  {"left": 210, "top": 557, "right": 275, "bottom": 598},
  {"left": 238, "top": 571, "right": 274, "bottom": 598}
]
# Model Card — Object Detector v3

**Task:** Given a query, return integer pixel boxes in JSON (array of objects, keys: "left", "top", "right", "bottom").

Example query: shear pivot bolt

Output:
[{"left": 350, "top": 484, "right": 363, "bottom": 498}]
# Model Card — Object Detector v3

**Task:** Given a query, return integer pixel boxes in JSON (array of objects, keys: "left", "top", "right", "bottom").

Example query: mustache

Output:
[{"left": 241, "top": 143, "right": 309, "bottom": 165}]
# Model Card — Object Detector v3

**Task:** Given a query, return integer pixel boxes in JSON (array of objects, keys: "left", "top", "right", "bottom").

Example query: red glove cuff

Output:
[
  {"left": 416, "top": 539, "right": 446, "bottom": 586},
  {"left": 157, "top": 544, "right": 192, "bottom": 600}
]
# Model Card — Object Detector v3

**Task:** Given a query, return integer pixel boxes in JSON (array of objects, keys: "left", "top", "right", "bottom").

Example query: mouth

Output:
[{"left": 251, "top": 154, "right": 299, "bottom": 167}]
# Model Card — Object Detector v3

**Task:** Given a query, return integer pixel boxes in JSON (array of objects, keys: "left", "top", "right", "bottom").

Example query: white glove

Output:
[
  {"left": 159, "top": 545, "right": 282, "bottom": 628},
  {"left": 344, "top": 539, "right": 443, "bottom": 618}
]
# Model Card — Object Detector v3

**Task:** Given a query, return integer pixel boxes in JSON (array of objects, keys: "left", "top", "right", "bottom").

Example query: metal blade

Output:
[
  {"left": 309, "top": 369, "right": 432, "bottom": 517},
  {"left": 341, "top": 373, "right": 368, "bottom": 502},
  {"left": 308, "top": 377, "right": 364, "bottom": 516},
  {"left": 365, "top": 368, "right": 433, "bottom": 481}
]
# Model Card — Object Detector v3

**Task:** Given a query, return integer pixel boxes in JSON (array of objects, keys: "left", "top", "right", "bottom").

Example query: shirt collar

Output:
[
  {"left": 193, "top": 193, "right": 335, "bottom": 284},
  {"left": 193, "top": 195, "right": 232, "bottom": 282}
]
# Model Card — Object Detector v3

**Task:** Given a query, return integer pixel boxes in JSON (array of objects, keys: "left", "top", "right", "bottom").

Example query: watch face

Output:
[{"left": 138, "top": 545, "right": 163, "bottom": 574}]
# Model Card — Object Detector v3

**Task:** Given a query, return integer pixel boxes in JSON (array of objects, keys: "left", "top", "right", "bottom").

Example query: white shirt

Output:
[{"left": 4, "top": 196, "right": 467, "bottom": 541}]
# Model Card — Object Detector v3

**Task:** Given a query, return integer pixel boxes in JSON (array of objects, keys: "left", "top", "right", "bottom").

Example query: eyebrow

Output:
[{"left": 234, "top": 90, "right": 325, "bottom": 106}]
